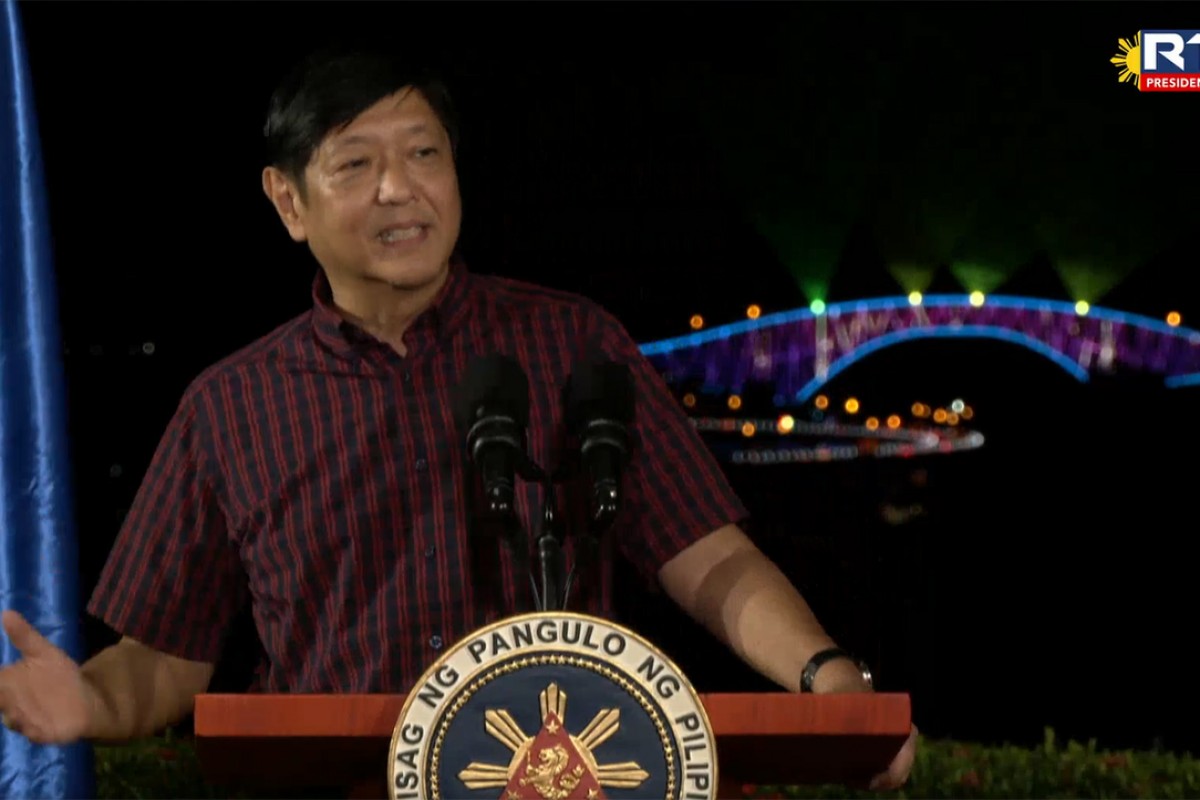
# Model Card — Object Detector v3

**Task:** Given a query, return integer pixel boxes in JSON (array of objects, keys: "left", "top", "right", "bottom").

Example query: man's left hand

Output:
[
  {"left": 811, "top": 660, "right": 918, "bottom": 791},
  {"left": 870, "top": 724, "right": 918, "bottom": 791}
]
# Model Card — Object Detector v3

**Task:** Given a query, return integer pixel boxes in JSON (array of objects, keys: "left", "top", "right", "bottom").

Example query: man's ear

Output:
[{"left": 262, "top": 166, "right": 308, "bottom": 242}]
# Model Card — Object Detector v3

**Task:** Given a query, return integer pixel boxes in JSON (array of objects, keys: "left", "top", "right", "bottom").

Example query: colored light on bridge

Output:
[
  {"left": 946, "top": 412, "right": 960, "bottom": 425},
  {"left": 814, "top": 394, "right": 830, "bottom": 410},
  {"left": 747, "top": 305, "right": 762, "bottom": 319},
  {"left": 932, "top": 408, "right": 949, "bottom": 423},
  {"left": 810, "top": 299, "right": 826, "bottom": 314},
  {"left": 777, "top": 414, "right": 795, "bottom": 433},
  {"left": 951, "top": 399, "right": 965, "bottom": 413},
  {"left": 865, "top": 416, "right": 880, "bottom": 431},
  {"left": 1075, "top": 300, "right": 1090, "bottom": 315},
  {"left": 886, "top": 415, "right": 902, "bottom": 429},
  {"left": 689, "top": 314, "right": 704, "bottom": 330},
  {"left": 682, "top": 393, "right": 696, "bottom": 408},
  {"left": 969, "top": 291, "right": 985, "bottom": 307},
  {"left": 908, "top": 291, "right": 923, "bottom": 306},
  {"left": 911, "top": 402, "right": 930, "bottom": 417},
  {"left": 1167, "top": 311, "right": 1182, "bottom": 327},
  {"left": 741, "top": 422, "right": 756, "bottom": 437},
  {"left": 727, "top": 395, "right": 742, "bottom": 410},
  {"left": 844, "top": 397, "right": 860, "bottom": 414},
  {"left": 961, "top": 405, "right": 974, "bottom": 420}
]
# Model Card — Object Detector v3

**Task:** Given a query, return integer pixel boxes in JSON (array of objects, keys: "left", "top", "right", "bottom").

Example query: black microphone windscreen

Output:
[
  {"left": 563, "top": 361, "right": 635, "bottom": 430},
  {"left": 454, "top": 354, "right": 531, "bottom": 430}
]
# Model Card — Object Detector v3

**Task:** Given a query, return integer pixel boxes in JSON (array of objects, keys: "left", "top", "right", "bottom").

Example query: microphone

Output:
[
  {"left": 453, "top": 354, "right": 531, "bottom": 519},
  {"left": 563, "top": 361, "right": 635, "bottom": 535}
]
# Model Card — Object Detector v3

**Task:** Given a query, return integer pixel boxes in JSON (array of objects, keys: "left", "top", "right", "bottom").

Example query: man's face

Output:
[{"left": 266, "top": 87, "right": 461, "bottom": 292}]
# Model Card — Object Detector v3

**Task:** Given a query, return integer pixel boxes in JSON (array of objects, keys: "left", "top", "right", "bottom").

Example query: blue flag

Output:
[{"left": 0, "top": 1, "right": 95, "bottom": 797}]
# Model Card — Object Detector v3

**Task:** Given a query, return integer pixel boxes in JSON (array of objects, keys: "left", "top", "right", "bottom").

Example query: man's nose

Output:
[{"left": 378, "top": 160, "right": 417, "bottom": 203}]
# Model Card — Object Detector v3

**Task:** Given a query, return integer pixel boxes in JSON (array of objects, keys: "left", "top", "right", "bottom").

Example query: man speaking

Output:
[{"left": 0, "top": 43, "right": 915, "bottom": 790}]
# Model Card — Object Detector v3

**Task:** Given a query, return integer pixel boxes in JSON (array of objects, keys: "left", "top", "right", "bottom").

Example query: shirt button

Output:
[
  {"left": 430, "top": 635, "right": 443, "bottom": 650},
  {"left": 424, "top": 545, "right": 436, "bottom": 558},
  {"left": 402, "top": 371, "right": 412, "bottom": 384},
  {"left": 415, "top": 457, "right": 427, "bottom": 471}
]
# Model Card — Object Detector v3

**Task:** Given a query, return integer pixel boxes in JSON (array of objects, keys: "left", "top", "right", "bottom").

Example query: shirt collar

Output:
[{"left": 310, "top": 258, "right": 475, "bottom": 358}]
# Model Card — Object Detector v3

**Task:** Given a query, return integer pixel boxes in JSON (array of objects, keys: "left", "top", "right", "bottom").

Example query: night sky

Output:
[{"left": 16, "top": 1, "right": 1200, "bottom": 754}]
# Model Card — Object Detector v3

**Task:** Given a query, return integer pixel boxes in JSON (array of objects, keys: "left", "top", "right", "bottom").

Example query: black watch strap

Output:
[{"left": 800, "top": 647, "right": 871, "bottom": 693}]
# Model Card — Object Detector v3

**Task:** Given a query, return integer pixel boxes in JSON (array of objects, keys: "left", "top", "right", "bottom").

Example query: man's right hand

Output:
[{"left": 0, "top": 609, "right": 93, "bottom": 745}]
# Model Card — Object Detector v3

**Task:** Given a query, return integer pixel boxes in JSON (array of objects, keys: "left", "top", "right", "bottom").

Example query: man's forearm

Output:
[
  {"left": 660, "top": 524, "right": 871, "bottom": 693},
  {"left": 79, "top": 639, "right": 206, "bottom": 743}
]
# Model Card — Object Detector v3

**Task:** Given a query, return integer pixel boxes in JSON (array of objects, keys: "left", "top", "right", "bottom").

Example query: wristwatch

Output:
[{"left": 800, "top": 647, "right": 873, "bottom": 693}]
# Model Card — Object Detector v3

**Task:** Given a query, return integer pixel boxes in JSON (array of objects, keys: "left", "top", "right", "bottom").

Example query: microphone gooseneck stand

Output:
[
  {"left": 487, "top": 452, "right": 568, "bottom": 613},
  {"left": 503, "top": 454, "right": 618, "bottom": 613}
]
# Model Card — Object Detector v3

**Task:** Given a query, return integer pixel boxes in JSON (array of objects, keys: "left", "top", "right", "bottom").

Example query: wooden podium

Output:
[{"left": 194, "top": 692, "right": 911, "bottom": 798}]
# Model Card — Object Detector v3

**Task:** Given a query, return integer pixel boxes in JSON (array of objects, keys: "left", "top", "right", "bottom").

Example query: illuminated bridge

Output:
[{"left": 639, "top": 294, "right": 1200, "bottom": 404}]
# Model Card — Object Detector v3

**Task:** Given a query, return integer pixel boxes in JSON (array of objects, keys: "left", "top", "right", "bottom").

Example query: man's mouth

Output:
[{"left": 378, "top": 224, "right": 428, "bottom": 244}]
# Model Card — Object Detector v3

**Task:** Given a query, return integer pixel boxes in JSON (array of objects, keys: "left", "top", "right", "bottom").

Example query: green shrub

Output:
[
  {"left": 94, "top": 727, "right": 1199, "bottom": 799},
  {"left": 746, "top": 729, "right": 1200, "bottom": 799},
  {"left": 95, "top": 730, "right": 227, "bottom": 800}
]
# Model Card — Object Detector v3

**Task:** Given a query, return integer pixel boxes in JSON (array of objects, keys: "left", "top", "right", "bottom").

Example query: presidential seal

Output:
[{"left": 388, "top": 611, "right": 718, "bottom": 800}]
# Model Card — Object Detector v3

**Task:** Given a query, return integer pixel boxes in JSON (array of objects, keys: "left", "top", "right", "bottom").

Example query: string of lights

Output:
[
  {"left": 719, "top": 432, "right": 985, "bottom": 465},
  {"left": 686, "top": 395, "right": 985, "bottom": 464},
  {"left": 685, "top": 392, "right": 974, "bottom": 427}
]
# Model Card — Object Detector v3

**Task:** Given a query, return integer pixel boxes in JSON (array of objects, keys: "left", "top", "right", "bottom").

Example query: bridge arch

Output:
[
  {"left": 638, "top": 294, "right": 1200, "bottom": 403},
  {"left": 791, "top": 324, "right": 1089, "bottom": 403}
]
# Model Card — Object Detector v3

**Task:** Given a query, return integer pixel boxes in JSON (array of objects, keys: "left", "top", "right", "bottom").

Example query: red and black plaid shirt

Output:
[{"left": 87, "top": 262, "right": 748, "bottom": 693}]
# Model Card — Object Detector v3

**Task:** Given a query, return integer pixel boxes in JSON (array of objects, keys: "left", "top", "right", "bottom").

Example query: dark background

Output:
[{"left": 17, "top": 0, "right": 1200, "bottom": 756}]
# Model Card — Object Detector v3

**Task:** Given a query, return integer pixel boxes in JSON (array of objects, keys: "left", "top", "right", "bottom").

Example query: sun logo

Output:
[
  {"left": 1111, "top": 32, "right": 1142, "bottom": 88},
  {"left": 457, "top": 683, "right": 650, "bottom": 800}
]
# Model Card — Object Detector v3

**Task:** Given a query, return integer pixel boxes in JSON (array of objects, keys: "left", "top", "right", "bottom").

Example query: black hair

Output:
[{"left": 263, "top": 41, "right": 459, "bottom": 191}]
